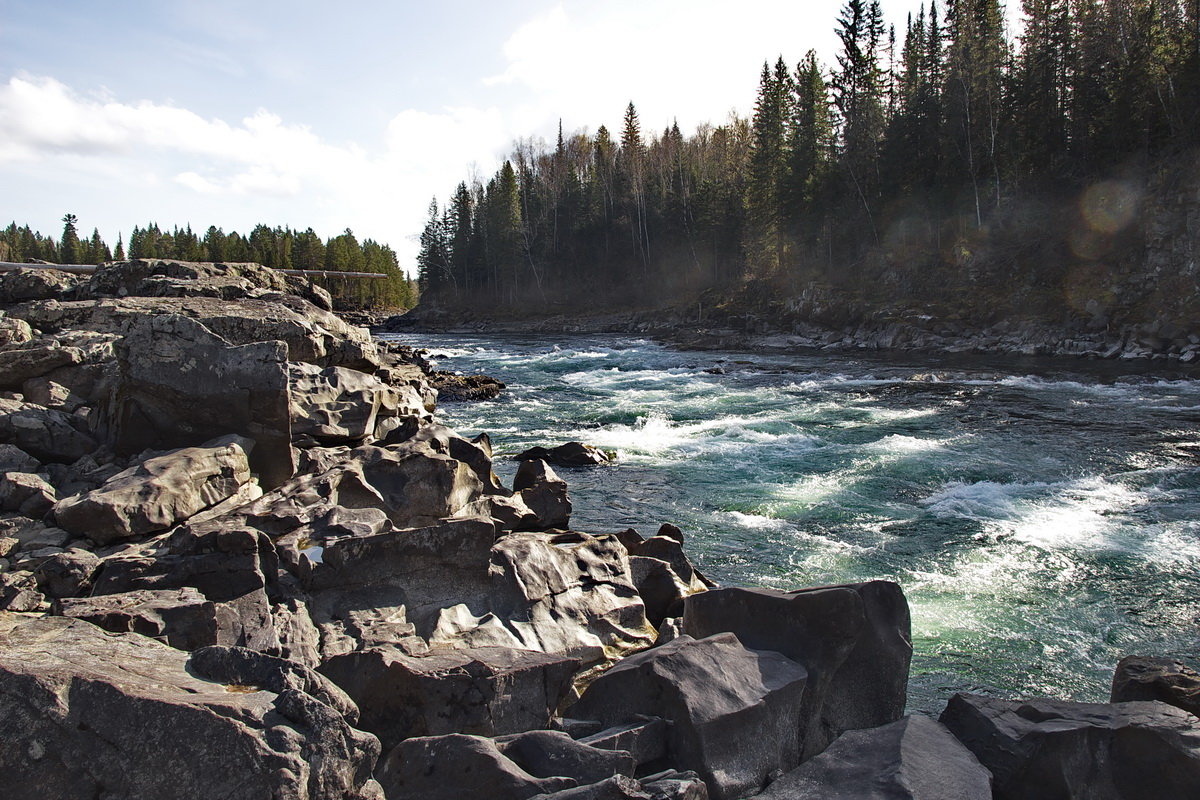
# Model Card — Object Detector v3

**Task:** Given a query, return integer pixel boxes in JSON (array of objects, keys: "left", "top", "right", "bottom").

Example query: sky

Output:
[{"left": 0, "top": 0, "right": 968, "bottom": 271}]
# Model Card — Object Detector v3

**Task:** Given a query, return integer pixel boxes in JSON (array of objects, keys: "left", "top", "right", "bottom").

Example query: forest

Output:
[
  {"left": 416, "top": 0, "right": 1200, "bottom": 327},
  {"left": 0, "top": 217, "right": 418, "bottom": 311}
]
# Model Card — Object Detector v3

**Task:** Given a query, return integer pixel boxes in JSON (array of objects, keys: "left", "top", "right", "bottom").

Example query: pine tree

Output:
[
  {"left": 114, "top": 233, "right": 125, "bottom": 261},
  {"left": 60, "top": 214, "right": 83, "bottom": 264},
  {"left": 747, "top": 58, "right": 794, "bottom": 272}
]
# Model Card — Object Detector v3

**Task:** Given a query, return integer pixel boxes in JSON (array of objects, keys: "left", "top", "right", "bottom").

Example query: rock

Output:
[
  {"left": 530, "top": 775, "right": 652, "bottom": 799},
  {"left": 0, "top": 569, "right": 44, "bottom": 610},
  {"left": 1, "top": 518, "right": 70, "bottom": 550},
  {"left": 498, "top": 729, "right": 636, "bottom": 785},
  {"left": 0, "top": 267, "right": 82, "bottom": 303},
  {"left": 22, "top": 377, "right": 86, "bottom": 411},
  {"left": 289, "top": 362, "right": 426, "bottom": 445},
  {"left": 513, "top": 458, "right": 572, "bottom": 530},
  {"left": 32, "top": 547, "right": 99, "bottom": 598},
  {"left": 630, "top": 556, "right": 692, "bottom": 626},
  {"left": 376, "top": 733, "right": 576, "bottom": 800},
  {"left": 428, "top": 370, "right": 506, "bottom": 401},
  {"left": 755, "top": 715, "right": 992, "bottom": 799},
  {"left": 55, "top": 587, "right": 221, "bottom": 650},
  {"left": 0, "top": 444, "right": 39, "bottom": 473},
  {"left": 682, "top": 582, "right": 911, "bottom": 757},
  {"left": 53, "top": 435, "right": 253, "bottom": 545},
  {"left": 569, "top": 633, "right": 809, "bottom": 800},
  {"left": 0, "top": 616, "right": 379, "bottom": 800},
  {"left": 940, "top": 693, "right": 1200, "bottom": 800},
  {"left": 0, "top": 398, "right": 98, "bottom": 463},
  {"left": 1111, "top": 655, "right": 1200, "bottom": 718},
  {"left": 0, "top": 314, "right": 33, "bottom": 345},
  {"left": 656, "top": 523, "right": 684, "bottom": 544},
  {"left": 639, "top": 770, "right": 710, "bottom": 800},
  {"left": 0, "top": 471, "right": 57, "bottom": 517},
  {"left": 100, "top": 314, "right": 295, "bottom": 488},
  {"left": 580, "top": 718, "right": 669, "bottom": 767},
  {"left": 319, "top": 645, "right": 579, "bottom": 752},
  {"left": 516, "top": 442, "right": 612, "bottom": 467},
  {"left": 189, "top": 644, "right": 359, "bottom": 723},
  {"left": 0, "top": 340, "right": 81, "bottom": 389}
]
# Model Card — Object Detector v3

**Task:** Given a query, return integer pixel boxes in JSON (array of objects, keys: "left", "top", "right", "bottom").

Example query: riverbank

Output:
[{"left": 1, "top": 261, "right": 1198, "bottom": 799}]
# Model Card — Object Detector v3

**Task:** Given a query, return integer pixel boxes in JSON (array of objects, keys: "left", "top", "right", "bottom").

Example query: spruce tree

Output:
[{"left": 60, "top": 214, "right": 83, "bottom": 264}]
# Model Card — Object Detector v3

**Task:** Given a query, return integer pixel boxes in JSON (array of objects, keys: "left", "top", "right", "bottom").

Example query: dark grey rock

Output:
[
  {"left": 498, "top": 729, "right": 636, "bottom": 784},
  {"left": 516, "top": 442, "right": 612, "bottom": 467},
  {"left": 32, "top": 547, "right": 99, "bottom": 598},
  {"left": 580, "top": 717, "right": 668, "bottom": 767},
  {"left": 569, "top": 633, "right": 808, "bottom": 800},
  {"left": 940, "top": 693, "right": 1200, "bottom": 800},
  {"left": 1111, "top": 655, "right": 1200, "bottom": 718},
  {"left": 756, "top": 715, "right": 992, "bottom": 799},
  {"left": 0, "top": 569, "right": 43, "bottom": 610},
  {"left": 0, "top": 471, "right": 57, "bottom": 517},
  {"left": 683, "top": 582, "right": 911, "bottom": 757},
  {"left": 55, "top": 587, "right": 221, "bottom": 650},
  {"left": 375, "top": 733, "right": 575, "bottom": 800},
  {"left": 513, "top": 458, "right": 572, "bottom": 530},
  {"left": 0, "top": 398, "right": 98, "bottom": 464}
]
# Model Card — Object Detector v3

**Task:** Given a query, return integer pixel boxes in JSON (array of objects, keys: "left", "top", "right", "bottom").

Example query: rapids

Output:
[{"left": 382, "top": 332, "right": 1200, "bottom": 715}]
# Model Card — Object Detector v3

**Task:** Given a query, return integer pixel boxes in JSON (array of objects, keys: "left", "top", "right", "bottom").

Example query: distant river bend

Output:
[{"left": 381, "top": 332, "right": 1200, "bottom": 715}]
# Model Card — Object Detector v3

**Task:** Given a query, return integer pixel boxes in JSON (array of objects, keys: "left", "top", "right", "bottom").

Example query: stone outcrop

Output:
[
  {"left": 516, "top": 442, "right": 613, "bottom": 467},
  {"left": 1111, "top": 655, "right": 1200, "bottom": 718},
  {"left": 940, "top": 693, "right": 1200, "bottom": 800},
  {"left": 0, "top": 617, "right": 379, "bottom": 800}
]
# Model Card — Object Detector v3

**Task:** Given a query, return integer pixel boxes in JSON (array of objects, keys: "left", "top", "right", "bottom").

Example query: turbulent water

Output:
[{"left": 382, "top": 331, "right": 1200, "bottom": 716}]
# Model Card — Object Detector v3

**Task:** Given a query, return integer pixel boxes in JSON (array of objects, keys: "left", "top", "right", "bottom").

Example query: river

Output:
[{"left": 381, "top": 331, "right": 1200, "bottom": 716}]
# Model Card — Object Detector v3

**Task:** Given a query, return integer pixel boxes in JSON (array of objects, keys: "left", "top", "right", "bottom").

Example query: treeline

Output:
[
  {"left": 0, "top": 216, "right": 418, "bottom": 310},
  {"left": 417, "top": 0, "right": 1200, "bottom": 314}
]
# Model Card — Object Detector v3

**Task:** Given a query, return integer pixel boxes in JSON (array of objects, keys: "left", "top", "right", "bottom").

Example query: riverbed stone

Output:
[{"left": 940, "top": 693, "right": 1200, "bottom": 800}]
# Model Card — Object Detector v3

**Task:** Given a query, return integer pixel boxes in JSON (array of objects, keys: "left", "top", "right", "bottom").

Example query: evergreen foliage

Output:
[{"left": 416, "top": 0, "right": 1200, "bottom": 315}]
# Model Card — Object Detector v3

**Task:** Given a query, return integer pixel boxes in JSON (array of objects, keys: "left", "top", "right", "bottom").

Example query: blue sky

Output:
[{"left": 1, "top": 1, "right": 959, "bottom": 270}]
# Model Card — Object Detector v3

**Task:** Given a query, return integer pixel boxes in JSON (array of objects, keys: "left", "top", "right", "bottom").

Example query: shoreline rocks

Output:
[{"left": 0, "top": 260, "right": 1196, "bottom": 798}]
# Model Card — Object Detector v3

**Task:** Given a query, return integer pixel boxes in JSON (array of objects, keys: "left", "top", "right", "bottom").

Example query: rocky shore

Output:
[
  {"left": 385, "top": 304, "right": 1200, "bottom": 364},
  {"left": 2, "top": 260, "right": 1199, "bottom": 799}
]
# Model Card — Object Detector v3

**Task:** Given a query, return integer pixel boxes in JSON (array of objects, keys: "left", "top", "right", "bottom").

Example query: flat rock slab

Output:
[
  {"left": 940, "top": 693, "right": 1200, "bottom": 800},
  {"left": 756, "top": 715, "right": 992, "bottom": 799},
  {"left": 0, "top": 616, "right": 379, "bottom": 800}
]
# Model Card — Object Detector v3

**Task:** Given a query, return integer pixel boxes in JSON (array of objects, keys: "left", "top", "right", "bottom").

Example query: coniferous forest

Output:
[
  {"left": 0, "top": 218, "right": 419, "bottom": 311},
  {"left": 417, "top": 0, "right": 1200, "bottom": 332}
]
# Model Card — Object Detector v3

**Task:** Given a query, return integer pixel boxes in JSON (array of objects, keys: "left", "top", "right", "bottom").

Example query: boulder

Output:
[
  {"left": 629, "top": 556, "right": 692, "bottom": 626},
  {"left": 0, "top": 314, "right": 33, "bottom": 345},
  {"left": 580, "top": 718, "right": 669, "bottom": 767},
  {"left": 55, "top": 587, "right": 222, "bottom": 651},
  {"left": 516, "top": 442, "right": 612, "bottom": 467},
  {"left": 513, "top": 458, "right": 572, "bottom": 530},
  {"left": 569, "top": 633, "right": 809, "bottom": 800},
  {"left": 498, "top": 729, "right": 636, "bottom": 785},
  {"left": 32, "top": 548, "right": 99, "bottom": 598},
  {"left": 0, "top": 444, "right": 39, "bottom": 473},
  {"left": 376, "top": 733, "right": 576, "bottom": 800},
  {"left": 53, "top": 435, "right": 254, "bottom": 545},
  {"left": 289, "top": 361, "right": 426, "bottom": 445},
  {"left": 99, "top": 313, "right": 295, "bottom": 488},
  {"left": 0, "top": 471, "right": 57, "bottom": 517},
  {"left": 428, "top": 370, "right": 506, "bottom": 401},
  {"left": 0, "top": 616, "right": 379, "bottom": 800},
  {"left": 0, "top": 569, "right": 43, "bottom": 611},
  {"left": 940, "top": 693, "right": 1200, "bottom": 800},
  {"left": 0, "top": 330, "right": 119, "bottom": 390},
  {"left": 683, "top": 582, "right": 911, "bottom": 757},
  {"left": 0, "top": 398, "right": 98, "bottom": 463},
  {"left": 1111, "top": 655, "right": 1200, "bottom": 718},
  {"left": 755, "top": 715, "right": 992, "bottom": 799},
  {"left": 0, "top": 266, "right": 82, "bottom": 303},
  {"left": 319, "top": 644, "right": 579, "bottom": 752}
]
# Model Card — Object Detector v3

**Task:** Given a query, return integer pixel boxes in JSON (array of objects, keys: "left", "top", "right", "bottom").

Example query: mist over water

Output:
[{"left": 383, "top": 332, "right": 1200, "bottom": 715}]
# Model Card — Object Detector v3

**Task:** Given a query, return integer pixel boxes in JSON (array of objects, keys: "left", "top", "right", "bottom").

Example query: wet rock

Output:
[
  {"left": 569, "top": 633, "right": 808, "bottom": 800},
  {"left": 0, "top": 569, "right": 43, "bottom": 610},
  {"left": 516, "top": 442, "right": 612, "bottom": 467},
  {"left": 940, "top": 693, "right": 1200, "bottom": 800},
  {"left": 756, "top": 715, "right": 992, "bottom": 799},
  {"left": 0, "top": 616, "right": 379, "bottom": 800},
  {"left": 428, "top": 370, "right": 506, "bottom": 401},
  {"left": 100, "top": 314, "right": 295, "bottom": 488},
  {"left": 319, "top": 644, "right": 579, "bottom": 752},
  {"left": 55, "top": 587, "right": 220, "bottom": 650},
  {"left": 1111, "top": 655, "right": 1200, "bottom": 718},
  {"left": 0, "top": 471, "right": 57, "bottom": 517},
  {"left": 682, "top": 582, "right": 911, "bottom": 758},
  {"left": 0, "top": 398, "right": 98, "bottom": 463},
  {"left": 377, "top": 733, "right": 576, "bottom": 800},
  {"left": 53, "top": 435, "right": 253, "bottom": 545}
]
